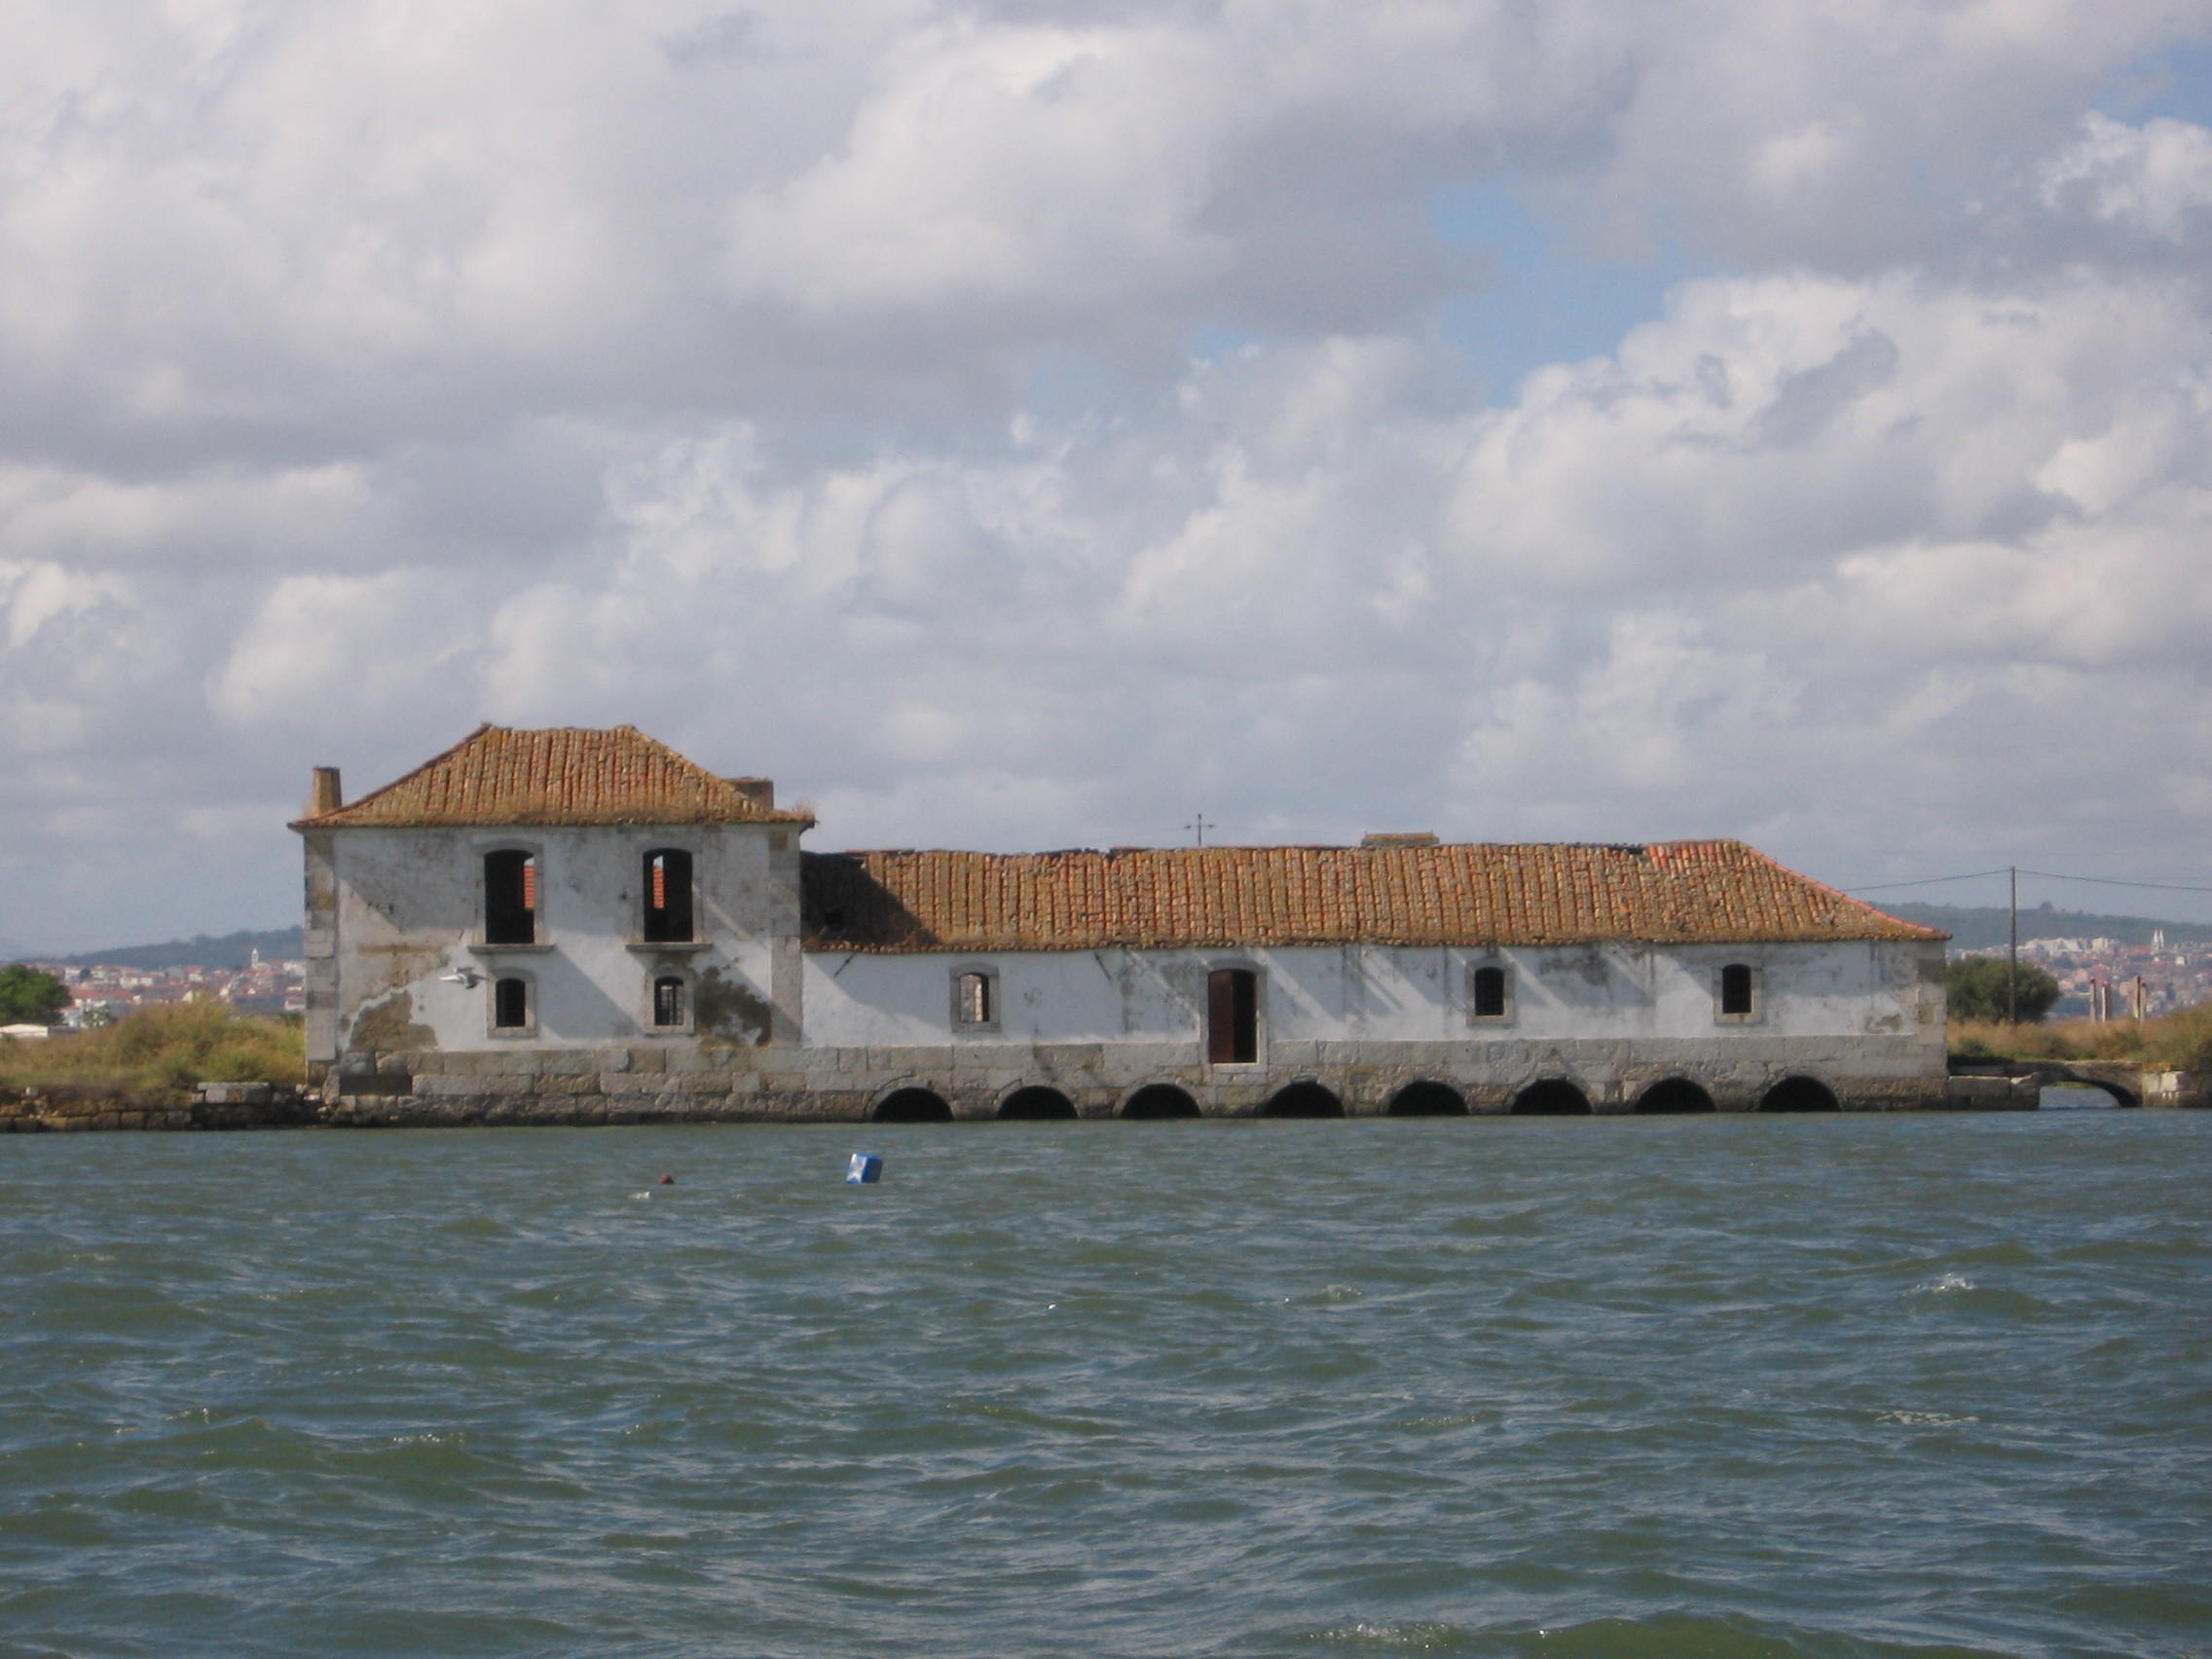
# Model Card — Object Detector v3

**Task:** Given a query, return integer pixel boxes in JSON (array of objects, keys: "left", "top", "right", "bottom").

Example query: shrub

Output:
[
  {"left": 1945, "top": 957, "right": 2061, "bottom": 1023},
  {"left": 0, "top": 964, "right": 70, "bottom": 1024},
  {"left": 0, "top": 1004, "right": 304, "bottom": 1099}
]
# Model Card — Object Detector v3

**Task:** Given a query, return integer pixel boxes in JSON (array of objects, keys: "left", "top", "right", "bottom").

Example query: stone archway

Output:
[
  {"left": 1122, "top": 1084, "right": 1201, "bottom": 1120},
  {"left": 1635, "top": 1078, "right": 1716, "bottom": 1115},
  {"left": 1386, "top": 1081, "right": 1469, "bottom": 1117},
  {"left": 1261, "top": 1081, "right": 1345, "bottom": 1118},
  {"left": 873, "top": 1087, "right": 954, "bottom": 1123},
  {"left": 998, "top": 1086, "right": 1077, "bottom": 1121},
  {"left": 1759, "top": 1076, "right": 1839, "bottom": 1113},
  {"left": 1510, "top": 1078, "right": 1591, "bottom": 1116}
]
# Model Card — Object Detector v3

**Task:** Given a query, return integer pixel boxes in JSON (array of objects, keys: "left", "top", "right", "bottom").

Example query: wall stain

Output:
[
  {"left": 694, "top": 967, "right": 772, "bottom": 1047},
  {"left": 350, "top": 989, "right": 439, "bottom": 1054}
]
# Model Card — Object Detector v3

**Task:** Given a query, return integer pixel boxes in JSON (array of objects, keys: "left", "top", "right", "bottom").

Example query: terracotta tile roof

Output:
[
  {"left": 801, "top": 841, "right": 1944, "bottom": 951},
  {"left": 291, "top": 724, "right": 812, "bottom": 830}
]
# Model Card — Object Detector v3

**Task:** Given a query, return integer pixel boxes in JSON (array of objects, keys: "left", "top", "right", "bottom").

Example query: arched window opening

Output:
[
  {"left": 1760, "top": 1076, "right": 1840, "bottom": 1113},
  {"left": 1207, "top": 969, "right": 1258, "bottom": 1064},
  {"left": 493, "top": 977, "right": 530, "bottom": 1030},
  {"left": 1122, "top": 1084, "right": 1201, "bottom": 1120},
  {"left": 1636, "top": 1078, "right": 1715, "bottom": 1115},
  {"left": 1262, "top": 1082, "right": 1344, "bottom": 1118},
  {"left": 873, "top": 1088, "right": 953, "bottom": 1124},
  {"left": 484, "top": 850, "right": 536, "bottom": 944},
  {"left": 1511, "top": 1079, "right": 1591, "bottom": 1116},
  {"left": 644, "top": 849, "right": 694, "bottom": 942},
  {"left": 998, "top": 1087, "right": 1076, "bottom": 1121},
  {"left": 1387, "top": 1081, "right": 1468, "bottom": 1117},
  {"left": 1470, "top": 964, "right": 1510, "bottom": 1021},
  {"left": 1719, "top": 963, "right": 1756, "bottom": 1017},
  {"left": 651, "top": 976, "right": 688, "bottom": 1028}
]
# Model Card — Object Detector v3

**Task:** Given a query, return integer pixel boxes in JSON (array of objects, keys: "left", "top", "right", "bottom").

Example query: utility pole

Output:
[
  {"left": 2008, "top": 866, "right": 2019, "bottom": 1025},
  {"left": 1186, "top": 813, "right": 1213, "bottom": 848}
]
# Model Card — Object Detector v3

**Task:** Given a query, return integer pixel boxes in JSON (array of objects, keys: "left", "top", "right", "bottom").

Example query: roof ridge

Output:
[{"left": 292, "top": 723, "right": 813, "bottom": 830}]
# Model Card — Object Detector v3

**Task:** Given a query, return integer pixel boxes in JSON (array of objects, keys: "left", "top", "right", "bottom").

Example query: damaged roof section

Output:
[
  {"left": 801, "top": 841, "right": 1946, "bottom": 952},
  {"left": 291, "top": 723, "right": 813, "bottom": 830}
]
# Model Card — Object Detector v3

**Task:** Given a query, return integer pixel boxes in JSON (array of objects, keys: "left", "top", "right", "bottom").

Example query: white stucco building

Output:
[{"left": 294, "top": 724, "right": 1950, "bottom": 1121}]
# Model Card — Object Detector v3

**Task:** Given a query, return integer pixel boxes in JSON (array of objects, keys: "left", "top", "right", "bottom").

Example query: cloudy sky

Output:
[{"left": 7, "top": 0, "right": 2212, "bottom": 952}]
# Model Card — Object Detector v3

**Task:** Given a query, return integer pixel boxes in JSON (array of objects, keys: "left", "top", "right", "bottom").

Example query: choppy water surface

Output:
[{"left": 3, "top": 1116, "right": 2207, "bottom": 1659}]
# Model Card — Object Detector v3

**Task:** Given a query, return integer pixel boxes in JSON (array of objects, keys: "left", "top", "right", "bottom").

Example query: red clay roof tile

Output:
[
  {"left": 801, "top": 842, "right": 1942, "bottom": 951},
  {"left": 291, "top": 724, "right": 811, "bottom": 830}
]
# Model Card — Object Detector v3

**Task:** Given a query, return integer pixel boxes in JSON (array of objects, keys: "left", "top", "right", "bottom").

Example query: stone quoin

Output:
[{"left": 291, "top": 724, "right": 1951, "bottom": 1124}]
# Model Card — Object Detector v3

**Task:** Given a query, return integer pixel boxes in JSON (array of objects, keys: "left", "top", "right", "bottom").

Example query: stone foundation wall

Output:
[
  {"left": 1, "top": 1084, "right": 317, "bottom": 1132},
  {"left": 318, "top": 1034, "right": 1950, "bottom": 1124}
]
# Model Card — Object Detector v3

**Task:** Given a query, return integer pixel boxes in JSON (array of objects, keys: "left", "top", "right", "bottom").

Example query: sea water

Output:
[{"left": 2, "top": 1114, "right": 2206, "bottom": 1659}]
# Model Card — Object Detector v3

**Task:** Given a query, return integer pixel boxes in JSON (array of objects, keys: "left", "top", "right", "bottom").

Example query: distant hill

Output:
[
  {"left": 1879, "top": 903, "right": 2212, "bottom": 953},
  {"left": 34, "top": 927, "right": 306, "bottom": 971}
]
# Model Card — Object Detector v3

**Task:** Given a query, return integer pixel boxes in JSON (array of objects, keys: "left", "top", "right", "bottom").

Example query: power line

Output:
[
  {"left": 2015, "top": 869, "right": 2212, "bottom": 897},
  {"left": 1842, "top": 867, "right": 2212, "bottom": 898},
  {"left": 1839, "top": 868, "right": 2013, "bottom": 894}
]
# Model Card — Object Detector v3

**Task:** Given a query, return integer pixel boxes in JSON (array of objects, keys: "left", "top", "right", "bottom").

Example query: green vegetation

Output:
[
  {"left": 1944, "top": 958, "right": 2061, "bottom": 1023},
  {"left": 1950, "top": 1002, "right": 2212, "bottom": 1076},
  {"left": 0, "top": 1004, "right": 304, "bottom": 1100},
  {"left": 0, "top": 964, "right": 70, "bottom": 1024}
]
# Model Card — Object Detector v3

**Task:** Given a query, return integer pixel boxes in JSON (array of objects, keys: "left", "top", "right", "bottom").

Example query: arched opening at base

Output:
[
  {"left": 1511, "top": 1079, "right": 1591, "bottom": 1116},
  {"left": 1760, "top": 1076, "right": 1840, "bottom": 1113},
  {"left": 1635, "top": 1078, "right": 1715, "bottom": 1115},
  {"left": 998, "top": 1087, "right": 1077, "bottom": 1121},
  {"left": 1387, "top": 1081, "right": 1468, "bottom": 1117},
  {"left": 1122, "top": 1084, "right": 1200, "bottom": 1120},
  {"left": 1261, "top": 1081, "right": 1345, "bottom": 1118},
  {"left": 2042, "top": 1078, "right": 2138, "bottom": 1109},
  {"left": 874, "top": 1088, "right": 954, "bottom": 1123}
]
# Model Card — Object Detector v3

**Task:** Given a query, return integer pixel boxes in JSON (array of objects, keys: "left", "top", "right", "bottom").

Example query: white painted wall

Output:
[
  {"left": 327, "top": 823, "right": 793, "bottom": 1052},
  {"left": 318, "top": 817, "right": 1937, "bottom": 1073},
  {"left": 798, "top": 940, "right": 1936, "bottom": 1052}
]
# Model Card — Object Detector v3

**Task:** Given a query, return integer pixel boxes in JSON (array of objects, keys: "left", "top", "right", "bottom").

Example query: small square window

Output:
[
  {"left": 1469, "top": 963, "right": 1512, "bottom": 1023},
  {"left": 951, "top": 968, "right": 1000, "bottom": 1032},
  {"left": 652, "top": 975, "right": 688, "bottom": 1029},
  {"left": 492, "top": 976, "right": 533, "bottom": 1034},
  {"left": 1716, "top": 963, "right": 1760, "bottom": 1022}
]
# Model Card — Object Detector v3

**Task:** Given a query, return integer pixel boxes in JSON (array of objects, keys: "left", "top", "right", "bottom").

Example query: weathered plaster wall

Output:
[
  {"left": 799, "top": 940, "right": 1943, "bottom": 1051},
  {"left": 310, "top": 818, "right": 1945, "bottom": 1116},
  {"left": 320, "top": 823, "right": 795, "bottom": 1069}
]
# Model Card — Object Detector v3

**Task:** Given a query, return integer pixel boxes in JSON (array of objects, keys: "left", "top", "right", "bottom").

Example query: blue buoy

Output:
[{"left": 846, "top": 1152, "right": 884, "bottom": 1185}]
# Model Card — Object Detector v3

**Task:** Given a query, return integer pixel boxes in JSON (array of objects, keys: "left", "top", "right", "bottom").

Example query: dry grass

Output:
[
  {"left": 0, "top": 1005, "right": 305, "bottom": 1100},
  {"left": 1950, "top": 1003, "right": 2212, "bottom": 1074}
]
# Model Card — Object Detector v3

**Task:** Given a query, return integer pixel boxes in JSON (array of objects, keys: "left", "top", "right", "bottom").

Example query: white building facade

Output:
[{"left": 295, "top": 725, "right": 1950, "bottom": 1122}]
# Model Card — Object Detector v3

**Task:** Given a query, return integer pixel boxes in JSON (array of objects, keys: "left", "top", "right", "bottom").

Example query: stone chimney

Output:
[
  {"left": 727, "top": 777, "right": 775, "bottom": 813},
  {"left": 310, "top": 766, "right": 343, "bottom": 816}
]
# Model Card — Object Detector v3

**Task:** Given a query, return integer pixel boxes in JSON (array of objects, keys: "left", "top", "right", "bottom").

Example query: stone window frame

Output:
[
  {"left": 1467, "top": 958, "right": 1515, "bottom": 1026},
  {"left": 640, "top": 844, "right": 701, "bottom": 945},
  {"left": 1715, "top": 961, "right": 1763, "bottom": 1024},
  {"left": 1204, "top": 959, "right": 1267, "bottom": 1070},
  {"left": 477, "top": 837, "right": 548, "bottom": 947},
  {"left": 488, "top": 971, "right": 537, "bottom": 1039},
  {"left": 647, "top": 969, "right": 694, "bottom": 1035},
  {"left": 949, "top": 964, "right": 1001, "bottom": 1034}
]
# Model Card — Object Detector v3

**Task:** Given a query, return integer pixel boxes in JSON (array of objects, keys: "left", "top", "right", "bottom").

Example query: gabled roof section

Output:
[
  {"left": 291, "top": 724, "right": 813, "bottom": 830},
  {"left": 801, "top": 840, "right": 1944, "bottom": 952}
]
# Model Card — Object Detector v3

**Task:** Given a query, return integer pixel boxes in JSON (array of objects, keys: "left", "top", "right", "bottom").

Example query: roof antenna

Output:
[{"left": 1186, "top": 813, "right": 1213, "bottom": 847}]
